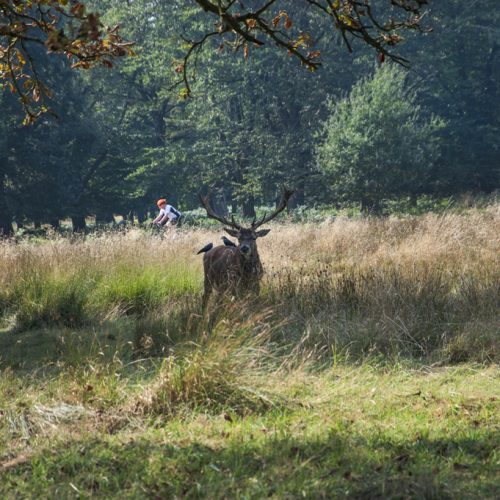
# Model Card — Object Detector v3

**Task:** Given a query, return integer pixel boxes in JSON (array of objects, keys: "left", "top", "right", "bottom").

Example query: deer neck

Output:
[{"left": 239, "top": 249, "right": 261, "bottom": 273}]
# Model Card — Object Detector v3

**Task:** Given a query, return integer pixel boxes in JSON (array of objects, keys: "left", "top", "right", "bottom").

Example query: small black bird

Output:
[
  {"left": 221, "top": 235, "right": 237, "bottom": 247},
  {"left": 196, "top": 242, "right": 213, "bottom": 254}
]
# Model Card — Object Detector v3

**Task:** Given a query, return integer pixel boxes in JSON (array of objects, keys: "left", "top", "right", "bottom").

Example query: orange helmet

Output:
[{"left": 157, "top": 198, "right": 167, "bottom": 207}]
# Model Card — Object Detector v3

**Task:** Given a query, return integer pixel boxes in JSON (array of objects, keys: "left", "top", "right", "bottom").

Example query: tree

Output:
[
  {"left": 402, "top": 0, "right": 500, "bottom": 194},
  {"left": 1, "top": 0, "right": 430, "bottom": 118},
  {"left": 315, "top": 65, "right": 445, "bottom": 212},
  {"left": 1, "top": 0, "right": 497, "bottom": 233},
  {"left": 0, "top": 29, "right": 139, "bottom": 232}
]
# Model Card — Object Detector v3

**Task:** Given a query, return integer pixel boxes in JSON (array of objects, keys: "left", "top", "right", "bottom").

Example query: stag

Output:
[{"left": 198, "top": 187, "right": 294, "bottom": 305}]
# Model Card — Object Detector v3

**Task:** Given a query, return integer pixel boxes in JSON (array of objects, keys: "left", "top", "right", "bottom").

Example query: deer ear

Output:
[
  {"left": 255, "top": 229, "right": 271, "bottom": 238},
  {"left": 224, "top": 227, "right": 239, "bottom": 238}
]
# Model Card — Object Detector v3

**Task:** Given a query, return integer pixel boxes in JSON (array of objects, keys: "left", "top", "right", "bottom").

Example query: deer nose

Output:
[{"left": 240, "top": 245, "right": 250, "bottom": 254}]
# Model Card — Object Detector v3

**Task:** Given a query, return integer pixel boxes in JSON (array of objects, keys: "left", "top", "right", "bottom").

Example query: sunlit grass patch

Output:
[
  {"left": 10, "top": 270, "right": 96, "bottom": 330},
  {"left": 134, "top": 308, "right": 282, "bottom": 417},
  {"left": 1, "top": 365, "right": 498, "bottom": 499},
  {"left": 92, "top": 263, "right": 200, "bottom": 316}
]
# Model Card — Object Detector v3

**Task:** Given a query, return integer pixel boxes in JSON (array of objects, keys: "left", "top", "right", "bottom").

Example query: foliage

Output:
[
  {"left": 404, "top": 1, "right": 500, "bottom": 194},
  {"left": 1, "top": 0, "right": 431, "bottom": 118},
  {"left": 180, "top": 0, "right": 429, "bottom": 96},
  {"left": 0, "top": 0, "right": 132, "bottom": 122},
  {"left": 0, "top": 0, "right": 498, "bottom": 233},
  {"left": 315, "top": 65, "right": 445, "bottom": 211}
]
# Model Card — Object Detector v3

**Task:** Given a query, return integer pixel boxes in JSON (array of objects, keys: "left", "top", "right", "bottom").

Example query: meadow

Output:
[{"left": 0, "top": 206, "right": 499, "bottom": 498}]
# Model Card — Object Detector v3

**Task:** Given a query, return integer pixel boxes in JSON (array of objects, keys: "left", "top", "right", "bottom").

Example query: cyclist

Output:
[{"left": 152, "top": 198, "right": 182, "bottom": 227}]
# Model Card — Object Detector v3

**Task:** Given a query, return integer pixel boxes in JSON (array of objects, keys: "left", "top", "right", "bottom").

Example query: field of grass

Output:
[{"left": 0, "top": 207, "right": 499, "bottom": 498}]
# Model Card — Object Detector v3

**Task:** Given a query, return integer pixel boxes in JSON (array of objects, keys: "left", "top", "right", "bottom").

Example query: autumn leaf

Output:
[{"left": 307, "top": 50, "right": 321, "bottom": 59}]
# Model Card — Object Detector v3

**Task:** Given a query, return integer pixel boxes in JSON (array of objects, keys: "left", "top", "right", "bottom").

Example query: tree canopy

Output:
[
  {"left": 1, "top": 0, "right": 430, "bottom": 118},
  {"left": 316, "top": 66, "right": 445, "bottom": 212},
  {"left": 0, "top": 0, "right": 133, "bottom": 122}
]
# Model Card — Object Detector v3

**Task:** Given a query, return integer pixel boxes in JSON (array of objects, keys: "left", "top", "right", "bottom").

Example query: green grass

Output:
[
  {"left": 2, "top": 263, "right": 201, "bottom": 330},
  {"left": 0, "top": 310, "right": 498, "bottom": 498},
  {"left": 0, "top": 214, "right": 499, "bottom": 497},
  {"left": 93, "top": 263, "right": 200, "bottom": 316},
  {"left": 1, "top": 358, "right": 498, "bottom": 498}
]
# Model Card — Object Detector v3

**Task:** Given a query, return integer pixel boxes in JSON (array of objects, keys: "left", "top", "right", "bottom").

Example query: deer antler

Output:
[
  {"left": 252, "top": 186, "right": 295, "bottom": 229},
  {"left": 199, "top": 192, "right": 242, "bottom": 230}
]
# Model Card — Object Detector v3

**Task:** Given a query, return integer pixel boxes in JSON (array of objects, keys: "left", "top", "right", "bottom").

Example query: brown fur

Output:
[
  {"left": 202, "top": 230, "right": 264, "bottom": 305},
  {"left": 199, "top": 186, "right": 294, "bottom": 306}
]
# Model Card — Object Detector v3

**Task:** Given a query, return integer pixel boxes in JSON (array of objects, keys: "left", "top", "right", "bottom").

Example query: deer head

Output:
[{"left": 199, "top": 186, "right": 294, "bottom": 259}]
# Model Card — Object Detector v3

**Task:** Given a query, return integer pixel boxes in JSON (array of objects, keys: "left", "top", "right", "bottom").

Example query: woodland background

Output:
[{"left": 1, "top": 0, "right": 498, "bottom": 234}]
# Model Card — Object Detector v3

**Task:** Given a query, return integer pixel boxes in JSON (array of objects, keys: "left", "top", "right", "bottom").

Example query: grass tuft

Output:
[
  {"left": 11, "top": 271, "right": 93, "bottom": 329},
  {"left": 135, "top": 308, "right": 280, "bottom": 416}
]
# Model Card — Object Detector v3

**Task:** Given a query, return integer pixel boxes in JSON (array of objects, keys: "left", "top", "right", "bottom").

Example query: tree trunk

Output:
[
  {"left": 360, "top": 197, "right": 369, "bottom": 215},
  {"left": 212, "top": 191, "right": 229, "bottom": 216},
  {"left": 137, "top": 210, "right": 147, "bottom": 224},
  {"left": 122, "top": 212, "right": 134, "bottom": 223},
  {"left": 360, "top": 194, "right": 382, "bottom": 215},
  {"left": 50, "top": 218, "right": 60, "bottom": 230},
  {"left": 71, "top": 215, "right": 87, "bottom": 233},
  {"left": 0, "top": 211, "right": 13, "bottom": 236},
  {"left": 242, "top": 195, "right": 256, "bottom": 219},
  {"left": 0, "top": 182, "right": 13, "bottom": 236},
  {"left": 287, "top": 187, "right": 305, "bottom": 210},
  {"left": 95, "top": 211, "right": 115, "bottom": 225},
  {"left": 409, "top": 192, "right": 418, "bottom": 208}
]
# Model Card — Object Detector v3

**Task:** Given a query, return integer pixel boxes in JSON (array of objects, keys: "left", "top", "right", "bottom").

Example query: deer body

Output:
[
  {"left": 198, "top": 187, "right": 293, "bottom": 306},
  {"left": 202, "top": 244, "right": 263, "bottom": 304}
]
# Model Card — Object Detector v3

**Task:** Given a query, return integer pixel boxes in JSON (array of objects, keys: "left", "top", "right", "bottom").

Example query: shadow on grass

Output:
[
  {"left": 0, "top": 296, "right": 206, "bottom": 373},
  {"left": 0, "top": 297, "right": 269, "bottom": 375},
  {"left": 1, "top": 425, "right": 497, "bottom": 499},
  {"left": 0, "top": 320, "right": 138, "bottom": 373}
]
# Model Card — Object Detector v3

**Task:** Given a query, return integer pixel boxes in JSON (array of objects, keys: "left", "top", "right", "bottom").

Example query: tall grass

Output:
[
  {"left": 135, "top": 307, "right": 279, "bottom": 417},
  {"left": 1, "top": 206, "right": 498, "bottom": 363},
  {"left": 1, "top": 208, "right": 498, "bottom": 499}
]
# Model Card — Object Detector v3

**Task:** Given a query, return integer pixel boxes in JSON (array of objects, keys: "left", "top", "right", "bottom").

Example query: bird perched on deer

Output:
[
  {"left": 199, "top": 186, "right": 294, "bottom": 306},
  {"left": 196, "top": 242, "right": 214, "bottom": 254},
  {"left": 221, "top": 235, "right": 237, "bottom": 247}
]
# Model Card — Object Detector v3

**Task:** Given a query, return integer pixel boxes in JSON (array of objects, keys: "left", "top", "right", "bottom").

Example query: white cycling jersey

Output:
[{"left": 159, "top": 204, "right": 182, "bottom": 221}]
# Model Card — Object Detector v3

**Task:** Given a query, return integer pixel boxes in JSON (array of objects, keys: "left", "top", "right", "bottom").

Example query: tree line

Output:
[{"left": 1, "top": 0, "right": 498, "bottom": 234}]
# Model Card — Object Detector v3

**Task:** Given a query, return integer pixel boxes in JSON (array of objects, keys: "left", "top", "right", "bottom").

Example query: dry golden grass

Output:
[
  {"left": 0, "top": 205, "right": 498, "bottom": 362},
  {"left": 1, "top": 205, "right": 498, "bottom": 284},
  {"left": 0, "top": 209, "right": 499, "bottom": 498}
]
